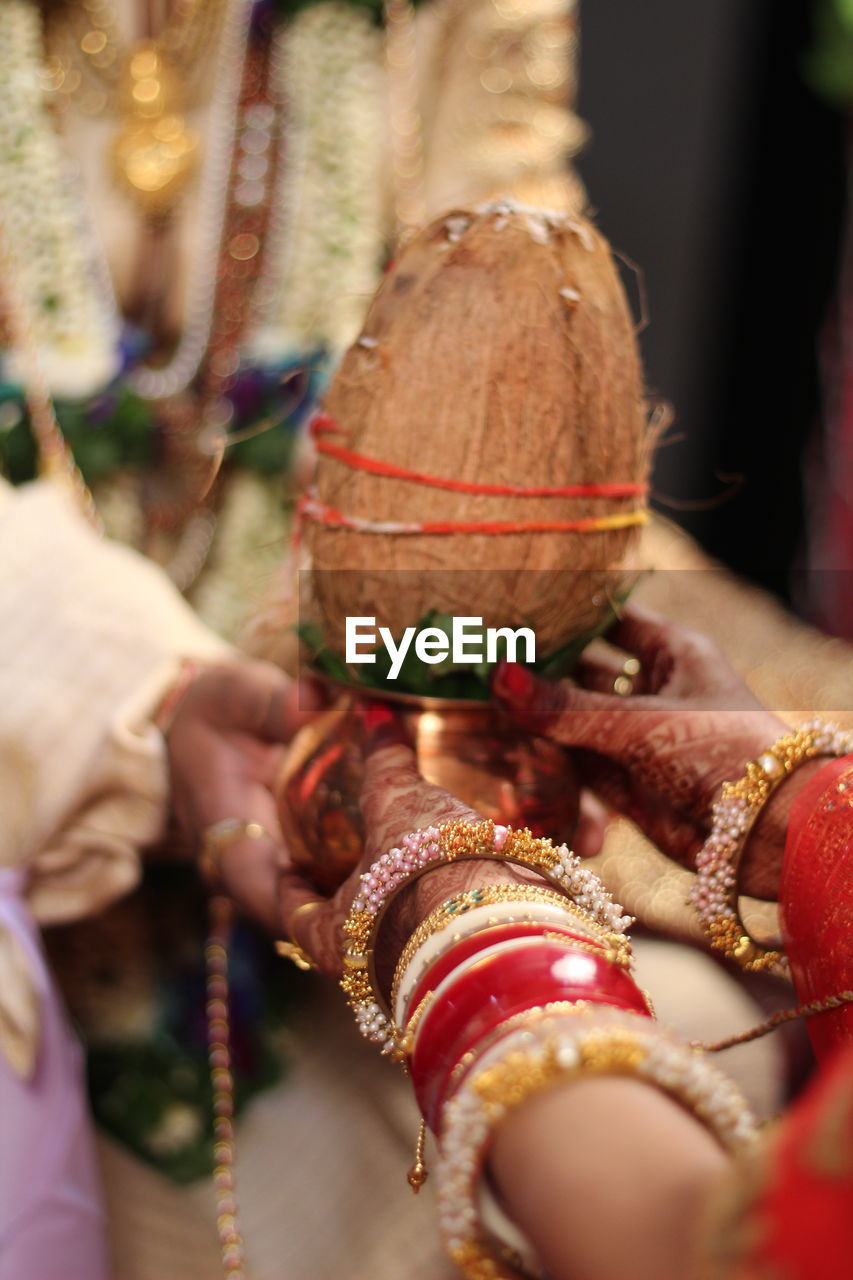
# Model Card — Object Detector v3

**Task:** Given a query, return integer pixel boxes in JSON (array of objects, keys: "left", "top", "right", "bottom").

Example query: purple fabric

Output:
[{"left": 0, "top": 869, "right": 110, "bottom": 1279}]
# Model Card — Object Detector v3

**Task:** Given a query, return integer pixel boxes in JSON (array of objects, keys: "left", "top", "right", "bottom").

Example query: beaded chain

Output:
[
  {"left": 693, "top": 989, "right": 853, "bottom": 1053},
  {"left": 205, "top": 895, "right": 247, "bottom": 1280}
]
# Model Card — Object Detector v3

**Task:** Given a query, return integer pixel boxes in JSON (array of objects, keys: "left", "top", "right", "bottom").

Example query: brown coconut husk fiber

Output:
[{"left": 305, "top": 201, "right": 649, "bottom": 658}]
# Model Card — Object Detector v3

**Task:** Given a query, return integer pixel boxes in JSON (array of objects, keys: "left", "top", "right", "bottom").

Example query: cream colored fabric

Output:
[
  {"left": 0, "top": 477, "right": 458, "bottom": 1278},
  {"left": 0, "top": 477, "right": 229, "bottom": 1074},
  {"left": 416, "top": 0, "right": 586, "bottom": 217},
  {"left": 639, "top": 519, "right": 853, "bottom": 718},
  {"left": 631, "top": 938, "right": 784, "bottom": 1115}
]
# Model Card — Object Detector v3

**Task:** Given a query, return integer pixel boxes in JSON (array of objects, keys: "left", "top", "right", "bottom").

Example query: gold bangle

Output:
[
  {"left": 691, "top": 720, "right": 853, "bottom": 973},
  {"left": 402, "top": 989, "right": 436, "bottom": 1048},
  {"left": 341, "top": 820, "right": 631, "bottom": 1061},
  {"left": 442, "top": 1000, "right": 597, "bottom": 1106},
  {"left": 540, "top": 930, "right": 633, "bottom": 969},
  {"left": 199, "top": 818, "right": 269, "bottom": 885},
  {"left": 437, "top": 1010, "right": 757, "bottom": 1280},
  {"left": 276, "top": 900, "right": 322, "bottom": 972},
  {"left": 389, "top": 883, "right": 600, "bottom": 1016}
]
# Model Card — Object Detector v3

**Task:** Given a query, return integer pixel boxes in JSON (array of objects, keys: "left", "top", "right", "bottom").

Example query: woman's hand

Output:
[
  {"left": 165, "top": 659, "right": 322, "bottom": 931},
  {"left": 278, "top": 706, "right": 546, "bottom": 982},
  {"left": 492, "top": 605, "right": 807, "bottom": 899}
]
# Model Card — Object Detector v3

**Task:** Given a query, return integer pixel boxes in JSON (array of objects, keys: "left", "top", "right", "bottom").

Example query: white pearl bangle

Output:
[
  {"left": 394, "top": 899, "right": 603, "bottom": 1027},
  {"left": 690, "top": 718, "right": 853, "bottom": 973},
  {"left": 436, "top": 1008, "right": 758, "bottom": 1280}
]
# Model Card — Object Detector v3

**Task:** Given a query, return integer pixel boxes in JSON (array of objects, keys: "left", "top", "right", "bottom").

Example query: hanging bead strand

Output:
[{"left": 206, "top": 894, "right": 247, "bottom": 1280}]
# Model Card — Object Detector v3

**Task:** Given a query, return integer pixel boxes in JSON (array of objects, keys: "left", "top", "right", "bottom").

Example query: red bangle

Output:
[
  {"left": 404, "top": 922, "right": 614, "bottom": 1026},
  {"left": 409, "top": 940, "right": 651, "bottom": 1129}
]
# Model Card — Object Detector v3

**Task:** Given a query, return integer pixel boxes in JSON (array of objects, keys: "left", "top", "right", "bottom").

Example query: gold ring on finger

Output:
[
  {"left": 199, "top": 818, "right": 269, "bottom": 884},
  {"left": 275, "top": 899, "right": 322, "bottom": 971},
  {"left": 287, "top": 898, "right": 323, "bottom": 939},
  {"left": 613, "top": 656, "right": 642, "bottom": 696}
]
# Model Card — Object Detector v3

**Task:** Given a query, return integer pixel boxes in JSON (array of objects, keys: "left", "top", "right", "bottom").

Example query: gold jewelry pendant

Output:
[
  {"left": 111, "top": 42, "right": 199, "bottom": 217},
  {"left": 407, "top": 1118, "right": 428, "bottom": 1193},
  {"left": 112, "top": 115, "right": 198, "bottom": 215}
]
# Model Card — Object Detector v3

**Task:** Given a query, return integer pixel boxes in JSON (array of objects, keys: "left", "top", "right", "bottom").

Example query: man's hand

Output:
[{"left": 165, "top": 659, "right": 322, "bottom": 931}]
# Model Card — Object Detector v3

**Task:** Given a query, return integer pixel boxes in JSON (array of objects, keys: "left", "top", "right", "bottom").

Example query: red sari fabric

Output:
[
  {"left": 778, "top": 754, "right": 853, "bottom": 1061},
  {"left": 727, "top": 1045, "right": 853, "bottom": 1280},
  {"left": 710, "top": 757, "right": 853, "bottom": 1277}
]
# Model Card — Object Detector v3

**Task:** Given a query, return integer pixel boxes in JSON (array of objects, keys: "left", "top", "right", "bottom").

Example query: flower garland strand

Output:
[
  {"left": 384, "top": 0, "right": 426, "bottom": 234},
  {"left": 0, "top": 1, "right": 121, "bottom": 398},
  {"left": 0, "top": 225, "right": 101, "bottom": 528},
  {"left": 249, "top": 2, "right": 385, "bottom": 362},
  {"left": 130, "top": 0, "right": 256, "bottom": 401},
  {"left": 0, "top": 0, "right": 259, "bottom": 407}
]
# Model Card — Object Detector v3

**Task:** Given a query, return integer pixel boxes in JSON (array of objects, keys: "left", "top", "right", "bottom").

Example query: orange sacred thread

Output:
[
  {"left": 310, "top": 414, "right": 648, "bottom": 502},
  {"left": 297, "top": 492, "right": 648, "bottom": 536}
]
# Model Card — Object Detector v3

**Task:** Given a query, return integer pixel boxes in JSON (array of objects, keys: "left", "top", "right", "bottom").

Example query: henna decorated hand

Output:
[
  {"left": 278, "top": 706, "right": 547, "bottom": 983},
  {"left": 492, "top": 605, "right": 805, "bottom": 899},
  {"left": 166, "top": 660, "right": 324, "bottom": 931}
]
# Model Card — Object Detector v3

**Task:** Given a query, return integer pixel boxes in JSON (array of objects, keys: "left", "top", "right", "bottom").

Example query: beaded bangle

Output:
[
  {"left": 436, "top": 1009, "right": 758, "bottom": 1280},
  {"left": 392, "top": 887, "right": 615, "bottom": 1024},
  {"left": 409, "top": 940, "right": 651, "bottom": 1130},
  {"left": 340, "top": 820, "right": 632, "bottom": 1058},
  {"left": 690, "top": 719, "right": 853, "bottom": 974}
]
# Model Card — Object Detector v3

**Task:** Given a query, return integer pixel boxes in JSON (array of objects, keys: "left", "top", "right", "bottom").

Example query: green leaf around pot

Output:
[{"left": 296, "top": 586, "right": 638, "bottom": 700}]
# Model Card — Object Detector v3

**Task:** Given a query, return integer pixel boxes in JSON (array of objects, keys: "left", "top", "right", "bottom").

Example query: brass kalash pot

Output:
[{"left": 276, "top": 682, "right": 579, "bottom": 894}]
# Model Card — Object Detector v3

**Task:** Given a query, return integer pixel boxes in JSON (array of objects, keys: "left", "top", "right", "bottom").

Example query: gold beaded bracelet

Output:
[
  {"left": 690, "top": 719, "right": 853, "bottom": 973},
  {"left": 394, "top": 885, "right": 580, "bottom": 984},
  {"left": 437, "top": 1009, "right": 758, "bottom": 1280},
  {"left": 341, "top": 820, "right": 632, "bottom": 1061},
  {"left": 442, "top": 999, "right": 598, "bottom": 1107}
]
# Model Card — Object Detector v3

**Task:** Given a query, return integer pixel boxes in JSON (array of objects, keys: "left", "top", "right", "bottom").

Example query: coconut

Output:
[{"left": 302, "top": 201, "right": 648, "bottom": 661}]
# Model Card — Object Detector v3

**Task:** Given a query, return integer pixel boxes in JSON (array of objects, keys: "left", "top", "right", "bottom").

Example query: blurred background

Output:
[{"left": 577, "top": 0, "right": 849, "bottom": 622}]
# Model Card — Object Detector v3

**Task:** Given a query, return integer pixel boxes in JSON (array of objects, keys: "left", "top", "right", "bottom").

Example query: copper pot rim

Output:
[{"left": 314, "top": 672, "right": 497, "bottom": 713}]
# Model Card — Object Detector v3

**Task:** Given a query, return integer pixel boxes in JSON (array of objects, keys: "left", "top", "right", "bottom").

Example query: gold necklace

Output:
[{"left": 45, "top": 0, "right": 226, "bottom": 217}]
